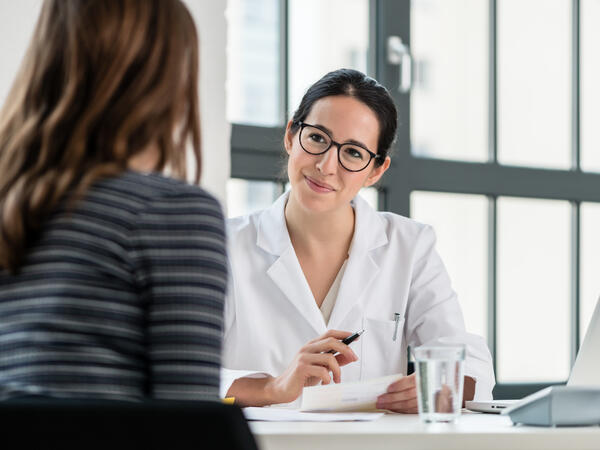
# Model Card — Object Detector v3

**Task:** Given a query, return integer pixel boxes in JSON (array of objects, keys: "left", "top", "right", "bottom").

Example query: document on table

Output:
[
  {"left": 243, "top": 407, "right": 384, "bottom": 422},
  {"left": 300, "top": 373, "right": 403, "bottom": 412}
]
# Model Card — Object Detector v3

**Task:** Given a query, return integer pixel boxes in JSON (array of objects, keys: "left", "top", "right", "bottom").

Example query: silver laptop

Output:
[{"left": 466, "top": 295, "right": 600, "bottom": 414}]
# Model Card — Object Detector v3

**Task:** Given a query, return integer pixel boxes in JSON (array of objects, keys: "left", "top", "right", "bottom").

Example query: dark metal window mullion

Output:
[
  {"left": 572, "top": 0, "right": 581, "bottom": 172},
  {"left": 377, "top": 0, "right": 411, "bottom": 218},
  {"left": 489, "top": 0, "right": 498, "bottom": 165},
  {"left": 279, "top": 0, "right": 289, "bottom": 125},
  {"left": 368, "top": 0, "right": 378, "bottom": 80},
  {"left": 572, "top": 202, "right": 581, "bottom": 363},
  {"left": 571, "top": 0, "right": 581, "bottom": 363},
  {"left": 368, "top": 0, "right": 382, "bottom": 210},
  {"left": 488, "top": 196, "right": 498, "bottom": 378},
  {"left": 488, "top": 0, "right": 498, "bottom": 380}
]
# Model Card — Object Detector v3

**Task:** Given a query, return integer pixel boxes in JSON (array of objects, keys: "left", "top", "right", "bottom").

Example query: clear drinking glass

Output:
[{"left": 414, "top": 345, "right": 465, "bottom": 423}]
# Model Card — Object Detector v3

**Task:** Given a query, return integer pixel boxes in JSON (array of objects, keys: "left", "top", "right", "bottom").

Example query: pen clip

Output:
[{"left": 393, "top": 313, "right": 401, "bottom": 341}]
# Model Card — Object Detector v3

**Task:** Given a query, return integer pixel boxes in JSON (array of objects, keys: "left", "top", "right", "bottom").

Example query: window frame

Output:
[{"left": 229, "top": 0, "right": 600, "bottom": 399}]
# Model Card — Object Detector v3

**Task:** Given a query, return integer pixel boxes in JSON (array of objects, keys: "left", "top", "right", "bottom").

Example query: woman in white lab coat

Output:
[{"left": 223, "top": 69, "right": 495, "bottom": 411}]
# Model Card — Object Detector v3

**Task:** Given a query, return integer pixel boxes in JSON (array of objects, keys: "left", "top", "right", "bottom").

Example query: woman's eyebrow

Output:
[
  {"left": 345, "top": 138, "right": 369, "bottom": 149},
  {"left": 313, "top": 123, "right": 370, "bottom": 149}
]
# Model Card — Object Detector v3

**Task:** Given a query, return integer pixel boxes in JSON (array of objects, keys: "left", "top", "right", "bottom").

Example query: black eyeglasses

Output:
[{"left": 296, "top": 122, "right": 381, "bottom": 172}]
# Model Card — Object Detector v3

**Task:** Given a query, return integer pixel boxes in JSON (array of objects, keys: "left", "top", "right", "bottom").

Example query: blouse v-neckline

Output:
[{"left": 319, "top": 258, "right": 349, "bottom": 326}]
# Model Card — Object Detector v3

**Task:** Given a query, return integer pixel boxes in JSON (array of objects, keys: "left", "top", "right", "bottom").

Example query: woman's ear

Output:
[
  {"left": 284, "top": 120, "right": 294, "bottom": 155},
  {"left": 363, "top": 156, "right": 391, "bottom": 188}
]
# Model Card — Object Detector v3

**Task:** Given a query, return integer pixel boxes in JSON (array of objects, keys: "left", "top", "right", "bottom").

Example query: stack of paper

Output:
[
  {"left": 243, "top": 373, "right": 403, "bottom": 422},
  {"left": 301, "top": 373, "right": 403, "bottom": 412}
]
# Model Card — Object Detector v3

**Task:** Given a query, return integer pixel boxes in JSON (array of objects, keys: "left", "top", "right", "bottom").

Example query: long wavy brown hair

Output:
[{"left": 0, "top": 0, "right": 201, "bottom": 273}]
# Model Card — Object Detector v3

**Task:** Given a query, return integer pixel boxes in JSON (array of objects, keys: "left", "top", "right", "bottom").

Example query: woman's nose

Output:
[{"left": 315, "top": 147, "right": 338, "bottom": 174}]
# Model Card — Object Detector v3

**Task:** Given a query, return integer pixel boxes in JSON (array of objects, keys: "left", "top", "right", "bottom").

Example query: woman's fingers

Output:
[
  {"left": 304, "top": 337, "right": 358, "bottom": 361},
  {"left": 306, "top": 329, "right": 353, "bottom": 345},
  {"left": 287, "top": 330, "right": 361, "bottom": 392},
  {"left": 376, "top": 397, "right": 419, "bottom": 413},
  {"left": 304, "top": 375, "right": 322, "bottom": 387},
  {"left": 305, "top": 363, "right": 333, "bottom": 385},
  {"left": 386, "top": 373, "right": 416, "bottom": 393},
  {"left": 377, "top": 375, "right": 418, "bottom": 412},
  {"left": 304, "top": 331, "right": 361, "bottom": 368},
  {"left": 334, "top": 352, "right": 356, "bottom": 367},
  {"left": 273, "top": 331, "right": 359, "bottom": 404},
  {"left": 299, "top": 352, "right": 342, "bottom": 383},
  {"left": 377, "top": 388, "right": 415, "bottom": 404}
]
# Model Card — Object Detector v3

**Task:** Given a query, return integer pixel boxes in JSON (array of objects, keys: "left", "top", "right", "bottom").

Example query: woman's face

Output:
[{"left": 284, "top": 95, "right": 390, "bottom": 214}]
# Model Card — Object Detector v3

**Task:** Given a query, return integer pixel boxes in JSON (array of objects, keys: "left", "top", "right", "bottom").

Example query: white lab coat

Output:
[{"left": 221, "top": 192, "right": 495, "bottom": 400}]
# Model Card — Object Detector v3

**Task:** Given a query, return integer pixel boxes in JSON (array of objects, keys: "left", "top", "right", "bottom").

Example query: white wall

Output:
[
  {"left": 0, "top": 0, "right": 43, "bottom": 107},
  {"left": 185, "top": 0, "right": 230, "bottom": 204},
  {"left": 0, "top": 0, "right": 230, "bottom": 205}
]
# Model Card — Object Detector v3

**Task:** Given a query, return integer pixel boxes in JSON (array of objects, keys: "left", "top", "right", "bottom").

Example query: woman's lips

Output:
[{"left": 304, "top": 176, "right": 334, "bottom": 193}]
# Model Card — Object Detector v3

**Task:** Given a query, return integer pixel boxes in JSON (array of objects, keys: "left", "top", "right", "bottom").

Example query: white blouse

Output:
[{"left": 319, "top": 259, "right": 348, "bottom": 325}]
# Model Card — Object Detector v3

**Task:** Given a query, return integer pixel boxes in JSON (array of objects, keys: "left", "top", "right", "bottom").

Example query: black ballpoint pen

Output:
[{"left": 327, "top": 329, "right": 365, "bottom": 354}]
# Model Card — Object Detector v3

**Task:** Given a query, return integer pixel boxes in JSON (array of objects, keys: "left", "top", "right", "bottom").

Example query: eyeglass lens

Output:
[{"left": 300, "top": 125, "right": 372, "bottom": 171}]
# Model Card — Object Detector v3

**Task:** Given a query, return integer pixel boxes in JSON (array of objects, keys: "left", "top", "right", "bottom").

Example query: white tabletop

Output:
[{"left": 249, "top": 410, "right": 600, "bottom": 450}]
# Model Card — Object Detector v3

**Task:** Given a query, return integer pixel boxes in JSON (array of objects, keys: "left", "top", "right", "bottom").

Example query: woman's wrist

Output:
[
  {"left": 228, "top": 375, "right": 279, "bottom": 407},
  {"left": 262, "top": 375, "right": 282, "bottom": 404}
]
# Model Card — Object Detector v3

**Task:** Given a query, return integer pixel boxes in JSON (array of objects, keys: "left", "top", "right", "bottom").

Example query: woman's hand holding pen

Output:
[
  {"left": 375, "top": 374, "right": 419, "bottom": 413},
  {"left": 264, "top": 329, "right": 359, "bottom": 405}
]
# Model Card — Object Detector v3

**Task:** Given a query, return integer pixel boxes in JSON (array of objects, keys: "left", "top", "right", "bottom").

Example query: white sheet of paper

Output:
[
  {"left": 242, "top": 407, "right": 384, "bottom": 422},
  {"left": 300, "top": 373, "right": 403, "bottom": 412}
]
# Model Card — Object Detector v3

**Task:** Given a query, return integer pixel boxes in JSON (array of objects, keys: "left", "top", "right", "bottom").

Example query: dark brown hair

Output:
[
  {"left": 290, "top": 68, "right": 397, "bottom": 164},
  {"left": 0, "top": 0, "right": 201, "bottom": 272}
]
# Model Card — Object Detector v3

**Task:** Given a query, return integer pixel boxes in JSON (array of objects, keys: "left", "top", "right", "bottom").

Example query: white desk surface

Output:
[{"left": 249, "top": 410, "right": 600, "bottom": 450}]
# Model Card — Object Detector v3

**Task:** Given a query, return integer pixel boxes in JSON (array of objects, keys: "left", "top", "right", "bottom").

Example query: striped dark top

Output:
[{"left": 0, "top": 171, "right": 227, "bottom": 402}]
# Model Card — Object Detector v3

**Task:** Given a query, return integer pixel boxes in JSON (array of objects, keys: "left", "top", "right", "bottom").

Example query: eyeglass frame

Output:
[{"left": 295, "top": 121, "right": 382, "bottom": 173}]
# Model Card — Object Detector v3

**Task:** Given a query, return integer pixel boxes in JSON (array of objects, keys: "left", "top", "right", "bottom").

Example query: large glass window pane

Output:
[
  {"left": 580, "top": 203, "right": 600, "bottom": 344},
  {"left": 580, "top": 0, "right": 600, "bottom": 172},
  {"left": 288, "top": 0, "right": 368, "bottom": 116},
  {"left": 497, "top": 197, "right": 571, "bottom": 383},
  {"left": 410, "top": 192, "right": 488, "bottom": 340},
  {"left": 226, "top": 0, "right": 280, "bottom": 126},
  {"left": 227, "top": 179, "right": 282, "bottom": 218},
  {"left": 410, "top": 0, "right": 489, "bottom": 162},
  {"left": 497, "top": 0, "right": 571, "bottom": 169}
]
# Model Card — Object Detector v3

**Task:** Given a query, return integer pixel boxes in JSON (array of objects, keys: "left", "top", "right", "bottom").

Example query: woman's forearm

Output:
[{"left": 227, "top": 375, "right": 279, "bottom": 407}]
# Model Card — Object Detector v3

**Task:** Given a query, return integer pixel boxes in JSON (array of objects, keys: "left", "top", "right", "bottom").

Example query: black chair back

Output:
[{"left": 0, "top": 399, "right": 259, "bottom": 450}]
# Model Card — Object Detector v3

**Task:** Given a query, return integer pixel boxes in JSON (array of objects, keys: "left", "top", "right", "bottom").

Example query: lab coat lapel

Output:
[
  {"left": 258, "top": 193, "right": 327, "bottom": 336},
  {"left": 267, "top": 247, "right": 327, "bottom": 336},
  {"left": 327, "top": 195, "right": 388, "bottom": 330}
]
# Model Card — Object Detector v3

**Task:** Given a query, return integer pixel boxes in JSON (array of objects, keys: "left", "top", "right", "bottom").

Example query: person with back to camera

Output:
[
  {"left": 222, "top": 69, "right": 495, "bottom": 412},
  {"left": 0, "top": 0, "right": 227, "bottom": 401}
]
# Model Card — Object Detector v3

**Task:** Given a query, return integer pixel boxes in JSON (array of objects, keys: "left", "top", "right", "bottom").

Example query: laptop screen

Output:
[{"left": 568, "top": 296, "right": 600, "bottom": 387}]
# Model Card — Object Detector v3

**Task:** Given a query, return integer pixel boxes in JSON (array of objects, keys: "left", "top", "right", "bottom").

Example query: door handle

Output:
[{"left": 387, "top": 35, "right": 412, "bottom": 93}]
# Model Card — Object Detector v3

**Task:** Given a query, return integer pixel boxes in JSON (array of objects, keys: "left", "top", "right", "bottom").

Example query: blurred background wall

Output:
[{"left": 0, "top": 0, "right": 230, "bottom": 204}]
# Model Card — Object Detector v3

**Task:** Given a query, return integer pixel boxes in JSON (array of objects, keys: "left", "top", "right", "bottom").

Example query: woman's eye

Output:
[
  {"left": 309, "top": 133, "right": 326, "bottom": 143},
  {"left": 345, "top": 147, "right": 364, "bottom": 160}
]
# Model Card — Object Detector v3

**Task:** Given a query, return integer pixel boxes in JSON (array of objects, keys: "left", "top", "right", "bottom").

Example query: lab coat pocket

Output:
[{"left": 361, "top": 316, "right": 405, "bottom": 380}]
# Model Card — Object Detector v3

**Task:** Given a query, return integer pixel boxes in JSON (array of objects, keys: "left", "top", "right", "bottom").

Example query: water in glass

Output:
[{"left": 414, "top": 346, "right": 465, "bottom": 423}]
